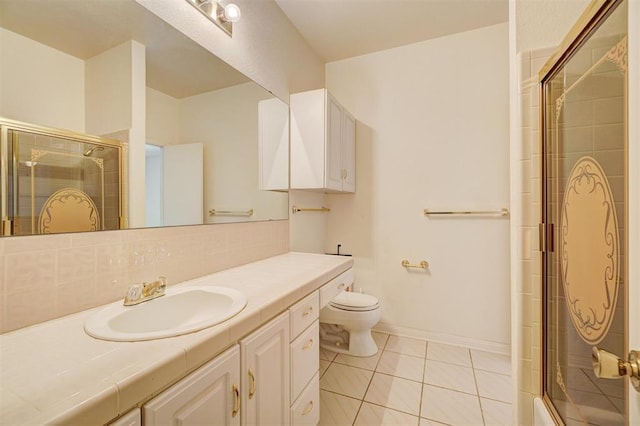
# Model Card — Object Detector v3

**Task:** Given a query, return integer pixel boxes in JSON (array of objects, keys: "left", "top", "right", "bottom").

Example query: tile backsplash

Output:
[{"left": 0, "top": 220, "right": 289, "bottom": 333}]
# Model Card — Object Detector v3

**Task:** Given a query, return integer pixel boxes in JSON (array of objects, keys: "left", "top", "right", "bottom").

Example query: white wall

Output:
[
  {"left": 0, "top": 28, "right": 85, "bottom": 132},
  {"left": 516, "top": 0, "right": 590, "bottom": 54},
  {"left": 146, "top": 87, "right": 180, "bottom": 146},
  {"left": 326, "top": 23, "right": 511, "bottom": 351}
]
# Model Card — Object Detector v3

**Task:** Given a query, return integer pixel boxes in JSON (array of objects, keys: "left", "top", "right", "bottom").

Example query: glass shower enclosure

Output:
[
  {"left": 0, "top": 119, "right": 125, "bottom": 236},
  {"left": 540, "top": 0, "right": 628, "bottom": 424}
]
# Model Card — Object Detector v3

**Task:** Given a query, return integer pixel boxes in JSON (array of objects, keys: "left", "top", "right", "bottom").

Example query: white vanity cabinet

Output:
[
  {"left": 109, "top": 408, "right": 141, "bottom": 426},
  {"left": 143, "top": 312, "right": 290, "bottom": 426},
  {"left": 143, "top": 346, "right": 241, "bottom": 426},
  {"left": 290, "top": 89, "right": 356, "bottom": 193},
  {"left": 240, "top": 312, "right": 290, "bottom": 425},
  {"left": 288, "top": 292, "right": 320, "bottom": 425}
]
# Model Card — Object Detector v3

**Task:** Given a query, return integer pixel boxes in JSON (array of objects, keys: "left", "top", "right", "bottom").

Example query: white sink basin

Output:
[{"left": 84, "top": 286, "right": 247, "bottom": 341}]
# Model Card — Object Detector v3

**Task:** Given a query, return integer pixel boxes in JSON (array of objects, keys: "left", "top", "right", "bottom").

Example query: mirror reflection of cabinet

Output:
[
  {"left": 290, "top": 89, "right": 355, "bottom": 193},
  {"left": 0, "top": 0, "right": 289, "bottom": 235},
  {"left": 258, "top": 98, "right": 289, "bottom": 191}
]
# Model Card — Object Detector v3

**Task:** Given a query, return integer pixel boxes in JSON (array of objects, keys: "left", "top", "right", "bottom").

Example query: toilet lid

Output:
[{"left": 330, "top": 292, "right": 379, "bottom": 311}]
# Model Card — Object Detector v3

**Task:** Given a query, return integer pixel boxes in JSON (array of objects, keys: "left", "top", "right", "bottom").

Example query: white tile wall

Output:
[{"left": 0, "top": 220, "right": 289, "bottom": 333}]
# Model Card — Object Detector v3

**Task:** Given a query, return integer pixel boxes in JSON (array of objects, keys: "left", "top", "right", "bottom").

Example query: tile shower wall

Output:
[
  {"left": 0, "top": 220, "right": 289, "bottom": 333},
  {"left": 517, "top": 48, "right": 550, "bottom": 425}
]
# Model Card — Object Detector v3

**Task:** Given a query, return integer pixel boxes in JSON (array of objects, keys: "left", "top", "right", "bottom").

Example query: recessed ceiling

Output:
[
  {"left": 275, "top": 0, "right": 509, "bottom": 62},
  {"left": 0, "top": 0, "right": 249, "bottom": 98}
]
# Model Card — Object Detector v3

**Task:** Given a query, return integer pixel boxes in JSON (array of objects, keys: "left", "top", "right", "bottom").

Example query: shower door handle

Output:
[{"left": 592, "top": 346, "right": 640, "bottom": 391}]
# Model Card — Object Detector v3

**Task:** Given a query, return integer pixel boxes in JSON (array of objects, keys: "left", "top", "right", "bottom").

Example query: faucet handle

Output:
[{"left": 124, "top": 283, "right": 143, "bottom": 304}]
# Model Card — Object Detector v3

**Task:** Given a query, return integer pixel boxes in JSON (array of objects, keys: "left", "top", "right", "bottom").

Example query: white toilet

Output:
[{"left": 319, "top": 291, "right": 381, "bottom": 357}]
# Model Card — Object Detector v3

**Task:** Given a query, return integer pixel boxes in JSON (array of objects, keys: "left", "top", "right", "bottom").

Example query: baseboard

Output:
[{"left": 373, "top": 322, "right": 510, "bottom": 355}]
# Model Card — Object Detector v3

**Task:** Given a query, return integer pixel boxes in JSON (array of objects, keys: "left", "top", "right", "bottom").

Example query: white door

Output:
[
  {"left": 240, "top": 312, "right": 290, "bottom": 425},
  {"left": 162, "top": 143, "right": 203, "bottom": 226},
  {"left": 144, "top": 346, "right": 241, "bottom": 425}
]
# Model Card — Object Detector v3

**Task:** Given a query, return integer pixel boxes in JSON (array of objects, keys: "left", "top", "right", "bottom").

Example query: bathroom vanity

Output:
[{"left": 0, "top": 252, "right": 353, "bottom": 425}]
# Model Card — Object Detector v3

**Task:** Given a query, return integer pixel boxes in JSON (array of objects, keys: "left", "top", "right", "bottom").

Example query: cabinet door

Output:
[
  {"left": 342, "top": 110, "right": 356, "bottom": 193},
  {"left": 325, "top": 93, "right": 344, "bottom": 191},
  {"left": 144, "top": 345, "right": 240, "bottom": 426},
  {"left": 241, "top": 312, "right": 290, "bottom": 425},
  {"left": 108, "top": 408, "right": 140, "bottom": 426}
]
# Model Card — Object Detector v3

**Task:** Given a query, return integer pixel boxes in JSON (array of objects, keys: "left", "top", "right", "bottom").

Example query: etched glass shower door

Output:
[{"left": 541, "top": 1, "right": 628, "bottom": 424}]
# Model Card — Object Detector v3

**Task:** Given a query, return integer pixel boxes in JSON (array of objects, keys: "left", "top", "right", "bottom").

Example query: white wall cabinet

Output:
[
  {"left": 144, "top": 345, "right": 241, "bottom": 426},
  {"left": 290, "top": 89, "right": 355, "bottom": 193}
]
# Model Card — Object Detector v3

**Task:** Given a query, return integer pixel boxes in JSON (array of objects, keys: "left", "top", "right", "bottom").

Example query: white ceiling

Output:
[
  {"left": 275, "top": 0, "right": 509, "bottom": 62},
  {"left": 0, "top": 0, "right": 249, "bottom": 98}
]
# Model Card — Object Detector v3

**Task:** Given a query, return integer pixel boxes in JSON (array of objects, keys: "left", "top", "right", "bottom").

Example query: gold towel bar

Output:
[
  {"left": 209, "top": 208, "right": 254, "bottom": 217},
  {"left": 401, "top": 260, "right": 429, "bottom": 269},
  {"left": 424, "top": 208, "right": 509, "bottom": 217},
  {"left": 291, "top": 206, "right": 331, "bottom": 214}
]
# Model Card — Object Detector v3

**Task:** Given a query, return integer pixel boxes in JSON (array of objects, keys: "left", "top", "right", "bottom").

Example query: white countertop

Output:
[{"left": 0, "top": 252, "right": 353, "bottom": 425}]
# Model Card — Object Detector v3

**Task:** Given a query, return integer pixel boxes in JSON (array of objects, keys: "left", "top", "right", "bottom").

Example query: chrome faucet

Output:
[{"left": 124, "top": 276, "right": 167, "bottom": 306}]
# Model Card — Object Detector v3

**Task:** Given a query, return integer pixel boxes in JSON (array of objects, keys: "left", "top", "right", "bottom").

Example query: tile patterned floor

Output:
[{"left": 319, "top": 332, "right": 513, "bottom": 425}]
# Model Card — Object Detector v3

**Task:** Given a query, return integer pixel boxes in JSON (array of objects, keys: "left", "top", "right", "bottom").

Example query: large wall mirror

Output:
[{"left": 0, "top": 0, "right": 289, "bottom": 237}]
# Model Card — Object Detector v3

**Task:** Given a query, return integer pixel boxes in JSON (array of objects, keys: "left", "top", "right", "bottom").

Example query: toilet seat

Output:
[{"left": 330, "top": 292, "right": 380, "bottom": 312}]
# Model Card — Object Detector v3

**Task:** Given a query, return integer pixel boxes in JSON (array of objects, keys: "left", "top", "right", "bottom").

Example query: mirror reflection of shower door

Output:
[
  {"left": 2, "top": 122, "right": 124, "bottom": 235},
  {"left": 541, "top": 0, "right": 628, "bottom": 424}
]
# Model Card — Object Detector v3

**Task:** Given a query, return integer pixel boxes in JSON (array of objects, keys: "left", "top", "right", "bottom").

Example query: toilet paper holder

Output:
[{"left": 401, "top": 260, "right": 429, "bottom": 270}]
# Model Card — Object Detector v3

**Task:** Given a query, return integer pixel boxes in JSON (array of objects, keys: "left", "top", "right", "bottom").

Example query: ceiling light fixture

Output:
[{"left": 186, "top": 0, "right": 241, "bottom": 37}]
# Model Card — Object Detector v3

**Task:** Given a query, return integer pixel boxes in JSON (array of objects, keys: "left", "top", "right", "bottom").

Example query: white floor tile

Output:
[
  {"left": 426, "top": 341, "right": 472, "bottom": 367},
  {"left": 373, "top": 331, "right": 390, "bottom": 349},
  {"left": 365, "top": 373, "right": 423, "bottom": 416},
  {"left": 475, "top": 370, "right": 512, "bottom": 403},
  {"left": 354, "top": 402, "right": 420, "bottom": 426},
  {"left": 319, "top": 390, "right": 361, "bottom": 426},
  {"left": 419, "top": 418, "right": 449, "bottom": 426},
  {"left": 320, "top": 347, "right": 338, "bottom": 362},
  {"left": 335, "top": 350, "right": 382, "bottom": 371},
  {"left": 424, "top": 359, "right": 477, "bottom": 395},
  {"left": 320, "top": 363, "right": 373, "bottom": 399},
  {"left": 385, "top": 335, "right": 427, "bottom": 358},
  {"left": 320, "top": 359, "right": 331, "bottom": 378},
  {"left": 420, "top": 384, "right": 483, "bottom": 425},
  {"left": 377, "top": 351, "right": 425, "bottom": 382},
  {"left": 470, "top": 349, "right": 511, "bottom": 375},
  {"left": 481, "top": 397, "right": 513, "bottom": 425}
]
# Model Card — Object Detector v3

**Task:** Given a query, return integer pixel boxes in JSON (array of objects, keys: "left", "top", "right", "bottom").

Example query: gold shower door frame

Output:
[
  {"left": 539, "top": 0, "right": 628, "bottom": 424},
  {"left": 0, "top": 118, "right": 126, "bottom": 236}
]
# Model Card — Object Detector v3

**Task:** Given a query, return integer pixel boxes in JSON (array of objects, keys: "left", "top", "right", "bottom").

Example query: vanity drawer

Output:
[
  {"left": 290, "top": 321, "right": 319, "bottom": 402},
  {"left": 289, "top": 291, "right": 319, "bottom": 340},
  {"left": 290, "top": 372, "right": 319, "bottom": 426},
  {"left": 319, "top": 269, "right": 354, "bottom": 308}
]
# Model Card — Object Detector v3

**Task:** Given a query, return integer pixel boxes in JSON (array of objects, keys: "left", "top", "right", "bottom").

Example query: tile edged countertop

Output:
[{"left": 0, "top": 252, "right": 353, "bottom": 426}]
